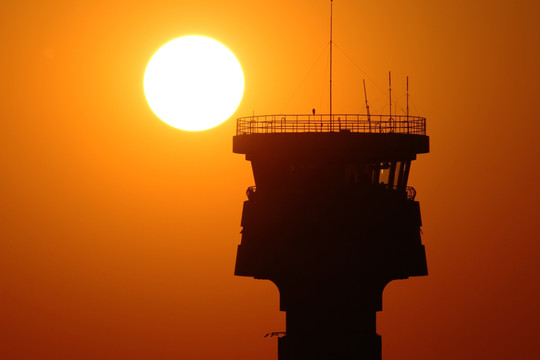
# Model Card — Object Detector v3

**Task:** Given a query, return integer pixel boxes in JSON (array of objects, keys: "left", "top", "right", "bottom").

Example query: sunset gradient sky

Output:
[{"left": 1, "top": 0, "right": 539, "bottom": 359}]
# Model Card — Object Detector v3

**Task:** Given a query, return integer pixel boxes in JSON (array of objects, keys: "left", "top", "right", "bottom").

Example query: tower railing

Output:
[{"left": 236, "top": 114, "right": 426, "bottom": 136}]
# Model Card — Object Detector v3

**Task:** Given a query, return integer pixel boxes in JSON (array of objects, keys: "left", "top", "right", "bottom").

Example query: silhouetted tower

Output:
[{"left": 233, "top": 114, "right": 429, "bottom": 359}]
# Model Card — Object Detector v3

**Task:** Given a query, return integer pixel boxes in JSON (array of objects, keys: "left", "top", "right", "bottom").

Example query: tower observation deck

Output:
[{"left": 233, "top": 114, "right": 429, "bottom": 360}]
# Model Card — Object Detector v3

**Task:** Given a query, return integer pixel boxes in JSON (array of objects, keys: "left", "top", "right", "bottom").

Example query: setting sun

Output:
[{"left": 144, "top": 35, "right": 244, "bottom": 131}]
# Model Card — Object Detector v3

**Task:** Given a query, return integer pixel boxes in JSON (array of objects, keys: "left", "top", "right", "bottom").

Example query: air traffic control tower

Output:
[{"left": 233, "top": 114, "right": 429, "bottom": 359}]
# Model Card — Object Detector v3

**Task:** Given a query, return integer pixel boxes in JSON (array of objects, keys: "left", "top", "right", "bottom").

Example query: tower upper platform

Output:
[{"left": 233, "top": 114, "right": 429, "bottom": 160}]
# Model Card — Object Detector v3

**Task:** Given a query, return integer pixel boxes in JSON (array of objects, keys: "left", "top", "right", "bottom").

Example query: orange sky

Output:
[{"left": 1, "top": 0, "right": 539, "bottom": 359}]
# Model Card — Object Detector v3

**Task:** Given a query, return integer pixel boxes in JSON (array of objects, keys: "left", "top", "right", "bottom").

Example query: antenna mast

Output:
[
  {"left": 363, "top": 79, "right": 371, "bottom": 132},
  {"left": 389, "top": 71, "right": 393, "bottom": 130},
  {"left": 388, "top": 71, "right": 392, "bottom": 118},
  {"left": 406, "top": 76, "right": 410, "bottom": 133},
  {"left": 329, "top": 0, "right": 333, "bottom": 125},
  {"left": 406, "top": 76, "right": 409, "bottom": 118}
]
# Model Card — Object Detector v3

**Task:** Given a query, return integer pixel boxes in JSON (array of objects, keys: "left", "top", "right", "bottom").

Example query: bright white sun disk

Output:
[{"left": 144, "top": 36, "right": 244, "bottom": 131}]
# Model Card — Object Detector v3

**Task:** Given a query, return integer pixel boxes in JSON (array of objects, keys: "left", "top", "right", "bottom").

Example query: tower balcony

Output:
[{"left": 233, "top": 114, "right": 429, "bottom": 163}]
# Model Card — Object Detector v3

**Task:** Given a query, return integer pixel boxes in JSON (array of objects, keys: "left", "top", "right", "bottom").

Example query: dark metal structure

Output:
[{"left": 233, "top": 114, "right": 429, "bottom": 359}]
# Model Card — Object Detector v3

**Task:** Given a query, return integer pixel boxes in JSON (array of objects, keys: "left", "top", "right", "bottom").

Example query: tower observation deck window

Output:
[
  {"left": 378, "top": 162, "right": 391, "bottom": 185},
  {"left": 345, "top": 163, "right": 373, "bottom": 186},
  {"left": 251, "top": 159, "right": 413, "bottom": 196},
  {"left": 375, "top": 161, "right": 412, "bottom": 190}
]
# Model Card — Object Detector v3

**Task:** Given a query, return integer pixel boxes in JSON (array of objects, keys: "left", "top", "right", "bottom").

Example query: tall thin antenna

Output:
[
  {"left": 406, "top": 76, "right": 410, "bottom": 133},
  {"left": 329, "top": 0, "right": 333, "bottom": 125},
  {"left": 388, "top": 71, "right": 392, "bottom": 117},
  {"left": 406, "top": 76, "right": 409, "bottom": 118},
  {"left": 389, "top": 71, "right": 392, "bottom": 130},
  {"left": 363, "top": 79, "right": 371, "bottom": 132}
]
